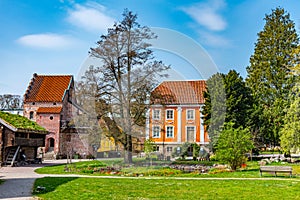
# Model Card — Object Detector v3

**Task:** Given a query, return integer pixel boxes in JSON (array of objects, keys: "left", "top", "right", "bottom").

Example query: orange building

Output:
[{"left": 146, "top": 80, "right": 208, "bottom": 157}]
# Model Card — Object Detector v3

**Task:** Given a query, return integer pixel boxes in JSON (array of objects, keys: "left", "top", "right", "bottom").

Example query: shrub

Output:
[{"left": 216, "top": 122, "right": 254, "bottom": 170}]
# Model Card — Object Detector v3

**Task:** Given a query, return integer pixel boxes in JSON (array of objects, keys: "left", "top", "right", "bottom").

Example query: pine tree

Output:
[
  {"left": 246, "top": 7, "right": 299, "bottom": 146},
  {"left": 202, "top": 70, "right": 252, "bottom": 151}
]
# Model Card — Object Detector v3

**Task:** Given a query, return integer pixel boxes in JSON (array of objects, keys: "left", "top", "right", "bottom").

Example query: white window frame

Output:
[
  {"left": 166, "top": 126, "right": 174, "bottom": 138},
  {"left": 152, "top": 109, "right": 161, "bottom": 120},
  {"left": 166, "top": 109, "right": 174, "bottom": 120},
  {"left": 186, "top": 109, "right": 195, "bottom": 120},
  {"left": 186, "top": 126, "right": 196, "bottom": 142},
  {"left": 152, "top": 126, "right": 161, "bottom": 138}
]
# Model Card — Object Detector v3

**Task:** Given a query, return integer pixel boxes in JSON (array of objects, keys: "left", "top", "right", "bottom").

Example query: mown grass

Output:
[
  {"left": 33, "top": 160, "right": 300, "bottom": 199},
  {"left": 33, "top": 177, "right": 300, "bottom": 200},
  {"left": 35, "top": 160, "right": 300, "bottom": 178}
]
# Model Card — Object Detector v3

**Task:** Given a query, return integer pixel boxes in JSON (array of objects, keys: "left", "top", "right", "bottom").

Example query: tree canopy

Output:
[
  {"left": 246, "top": 7, "right": 299, "bottom": 146},
  {"left": 88, "top": 9, "right": 169, "bottom": 163},
  {"left": 202, "top": 70, "right": 251, "bottom": 151}
]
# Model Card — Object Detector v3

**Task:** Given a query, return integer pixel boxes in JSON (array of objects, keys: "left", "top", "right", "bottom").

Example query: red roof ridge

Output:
[
  {"left": 151, "top": 80, "right": 206, "bottom": 105},
  {"left": 24, "top": 73, "right": 73, "bottom": 103}
]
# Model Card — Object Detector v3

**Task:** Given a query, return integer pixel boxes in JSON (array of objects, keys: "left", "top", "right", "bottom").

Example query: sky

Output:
[{"left": 1, "top": 0, "right": 300, "bottom": 96}]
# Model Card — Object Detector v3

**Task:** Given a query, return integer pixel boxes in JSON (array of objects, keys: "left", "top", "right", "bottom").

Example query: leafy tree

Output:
[
  {"left": 216, "top": 122, "right": 254, "bottom": 171},
  {"left": 280, "top": 83, "right": 300, "bottom": 154},
  {"left": 246, "top": 7, "right": 299, "bottom": 146},
  {"left": 89, "top": 10, "right": 169, "bottom": 163},
  {"left": 144, "top": 139, "right": 156, "bottom": 165},
  {"left": 202, "top": 70, "right": 252, "bottom": 151}
]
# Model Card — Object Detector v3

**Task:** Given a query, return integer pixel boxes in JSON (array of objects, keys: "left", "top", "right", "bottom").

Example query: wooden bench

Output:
[{"left": 260, "top": 166, "right": 293, "bottom": 177}]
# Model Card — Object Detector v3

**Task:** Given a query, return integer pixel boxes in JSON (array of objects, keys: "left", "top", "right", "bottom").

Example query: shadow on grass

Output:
[{"left": 33, "top": 177, "right": 78, "bottom": 195}]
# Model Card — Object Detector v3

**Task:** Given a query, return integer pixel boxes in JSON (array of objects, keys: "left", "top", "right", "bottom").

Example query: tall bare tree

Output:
[{"left": 89, "top": 10, "right": 169, "bottom": 163}]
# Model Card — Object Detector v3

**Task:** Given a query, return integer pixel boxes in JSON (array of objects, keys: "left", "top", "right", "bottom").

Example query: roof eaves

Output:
[{"left": 0, "top": 118, "right": 17, "bottom": 132}]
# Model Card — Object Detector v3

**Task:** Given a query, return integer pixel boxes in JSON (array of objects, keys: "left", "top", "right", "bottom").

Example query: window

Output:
[
  {"left": 166, "top": 109, "right": 174, "bottom": 120},
  {"left": 167, "top": 147, "right": 173, "bottom": 152},
  {"left": 152, "top": 109, "right": 161, "bottom": 120},
  {"left": 50, "top": 116, "right": 54, "bottom": 120},
  {"left": 166, "top": 126, "right": 174, "bottom": 138},
  {"left": 186, "top": 126, "right": 195, "bottom": 142},
  {"left": 153, "top": 146, "right": 159, "bottom": 152},
  {"left": 152, "top": 126, "right": 160, "bottom": 138},
  {"left": 186, "top": 109, "right": 195, "bottom": 120},
  {"left": 29, "top": 111, "right": 34, "bottom": 120}
]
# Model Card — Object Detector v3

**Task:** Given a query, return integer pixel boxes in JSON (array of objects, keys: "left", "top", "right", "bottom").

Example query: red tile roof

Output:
[
  {"left": 151, "top": 80, "right": 206, "bottom": 105},
  {"left": 24, "top": 74, "right": 72, "bottom": 102},
  {"left": 37, "top": 107, "right": 62, "bottom": 114}
]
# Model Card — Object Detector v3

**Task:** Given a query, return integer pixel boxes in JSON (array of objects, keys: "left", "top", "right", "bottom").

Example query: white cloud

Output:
[
  {"left": 17, "top": 33, "right": 75, "bottom": 49},
  {"left": 66, "top": 2, "right": 115, "bottom": 33},
  {"left": 199, "top": 31, "right": 231, "bottom": 47},
  {"left": 182, "top": 0, "right": 227, "bottom": 31}
]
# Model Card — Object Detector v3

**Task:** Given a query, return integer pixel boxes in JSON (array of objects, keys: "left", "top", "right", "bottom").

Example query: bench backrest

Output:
[{"left": 260, "top": 166, "right": 292, "bottom": 171}]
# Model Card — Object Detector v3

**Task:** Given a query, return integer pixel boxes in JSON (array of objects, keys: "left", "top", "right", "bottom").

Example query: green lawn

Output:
[
  {"left": 33, "top": 160, "right": 300, "bottom": 199},
  {"left": 35, "top": 160, "right": 300, "bottom": 178},
  {"left": 33, "top": 177, "right": 300, "bottom": 200}
]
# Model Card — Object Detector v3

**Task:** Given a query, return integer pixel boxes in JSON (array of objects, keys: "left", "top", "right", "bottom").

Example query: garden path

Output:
[{"left": 1, "top": 159, "right": 300, "bottom": 200}]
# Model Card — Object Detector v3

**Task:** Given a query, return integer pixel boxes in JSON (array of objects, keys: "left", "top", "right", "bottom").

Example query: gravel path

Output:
[{"left": 0, "top": 160, "right": 68, "bottom": 200}]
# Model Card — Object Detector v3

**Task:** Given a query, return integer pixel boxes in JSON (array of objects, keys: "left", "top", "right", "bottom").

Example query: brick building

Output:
[
  {"left": 146, "top": 80, "right": 208, "bottom": 157},
  {"left": 23, "top": 73, "right": 90, "bottom": 157}
]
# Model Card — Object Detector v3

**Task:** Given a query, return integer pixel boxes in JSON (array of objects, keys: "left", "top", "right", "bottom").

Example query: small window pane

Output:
[
  {"left": 166, "top": 126, "right": 174, "bottom": 138},
  {"left": 153, "top": 109, "right": 160, "bottom": 120},
  {"left": 152, "top": 126, "right": 160, "bottom": 138},
  {"left": 166, "top": 110, "right": 174, "bottom": 120},
  {"left": 187, "top": 109, "right": 195, "bottom": 120}
]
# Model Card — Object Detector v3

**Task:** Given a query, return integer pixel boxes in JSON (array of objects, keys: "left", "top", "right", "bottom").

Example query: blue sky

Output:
[{"left": 1, "top": 0, "right": 300, "bottom": 95}]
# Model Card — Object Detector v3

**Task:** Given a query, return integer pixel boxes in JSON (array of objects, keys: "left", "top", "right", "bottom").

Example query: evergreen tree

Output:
[
  {"left": 202, "top": 70, "right": 252, "bottom": 151},
  {"left": 224, "top": 70, "right": 252, "bottom": 128},
  {"left": 246, "top": 8, "right": 299, "bottom": 146},
  {"left": 202, "top": 73, "right": 226, "bottom": 150}
]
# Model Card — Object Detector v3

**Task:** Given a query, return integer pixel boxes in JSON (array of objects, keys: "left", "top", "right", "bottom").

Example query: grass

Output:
[
  {"left": 35, "top": 160, "right": 300, "bottom": 178},
  {"left": 0, "top": 111, "right": 46, "bottom": 131},
  {"left": 33, "top": 160, "right": 300, "bottom": 199},
  {"left": 33, "top": 177, "right": 300, "bottom": 200}
]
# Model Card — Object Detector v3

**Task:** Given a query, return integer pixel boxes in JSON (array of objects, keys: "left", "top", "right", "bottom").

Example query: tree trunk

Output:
[{"left": 124, "top": 134, "right": 133, "bottom": 163}]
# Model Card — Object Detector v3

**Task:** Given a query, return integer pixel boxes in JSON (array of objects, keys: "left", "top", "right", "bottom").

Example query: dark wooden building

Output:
[{"left": 0, "top": 111, "right": 47, "bottom": 166}]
